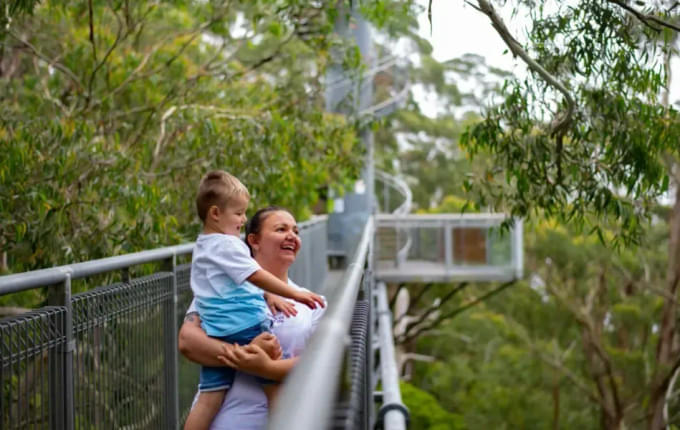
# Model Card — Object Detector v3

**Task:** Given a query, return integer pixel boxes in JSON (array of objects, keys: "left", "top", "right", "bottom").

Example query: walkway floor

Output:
[
  {"left": 375, "top": 260, "right": 516, "bottom": 283},
  {"left": 320, "top": 269, "right": 345, "bottom": 295}
]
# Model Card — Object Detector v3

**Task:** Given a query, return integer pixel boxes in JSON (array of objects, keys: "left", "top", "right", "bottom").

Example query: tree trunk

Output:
[
  {"left": 648, "top": 174, "right": 680, "bottom": 430},
  {"left": 552, "top": 376, "right": 560, "bottom": 430}
]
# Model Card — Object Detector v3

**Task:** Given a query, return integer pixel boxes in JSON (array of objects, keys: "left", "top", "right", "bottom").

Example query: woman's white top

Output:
[{"left": 187, "top": 281, "right": 326, "bottom": 430}]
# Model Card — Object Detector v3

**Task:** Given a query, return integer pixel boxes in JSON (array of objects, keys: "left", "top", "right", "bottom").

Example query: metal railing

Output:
[
  {"left": 269, "top": 217, "right": 374, "bottom": 429},
  {"left": 0, "top": 217, "right": 327, "bottom": 430},
  {"left": 374, "top": 282, "right": 408, "bottom": 430}
]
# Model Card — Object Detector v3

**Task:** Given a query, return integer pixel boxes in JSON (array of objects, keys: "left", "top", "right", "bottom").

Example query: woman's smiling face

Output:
[{"left": 248, "top": 210, "right": 301, "bottom": 266}]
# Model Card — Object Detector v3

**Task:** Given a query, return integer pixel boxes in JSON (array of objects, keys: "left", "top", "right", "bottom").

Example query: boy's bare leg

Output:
[
  {"left": 184, "top": 390, "right": 226, "bottom": 430},
  {"left": 263, "top": 384, "right": 280, "bottom": 412}
]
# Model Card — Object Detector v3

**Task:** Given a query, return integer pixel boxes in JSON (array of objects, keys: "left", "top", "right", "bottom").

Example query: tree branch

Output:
[
  {"left": 86, "top": 0, "right": 125, "bottom": 109},
  {"left": 8, "top": 30, "right": 83, "bottom": 92},
  {"left": 88, "top": 0, "right": 97, "bottom": 64},
  {"left": 398, "top": 281, "right": 514, "bottom": 344},
  {"left": 606, "top": 0, "right": 680, "bottom": 33},
  {"left": 474, "top": 0, "right": 576, "bottom": 179},
  {"left": 402, "top": 282, "right": 468, "bottom": 336}
]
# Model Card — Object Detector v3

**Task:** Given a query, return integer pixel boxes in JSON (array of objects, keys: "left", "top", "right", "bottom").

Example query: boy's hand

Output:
[
  {"left": 292, "top": 290, "right": 326, "bottom": 310},
  {"left": 251, "top": 332, "right": 282, "bottom": 360},
  {"left": 264, "top": 293, "right": 297, "bottom": 317}
]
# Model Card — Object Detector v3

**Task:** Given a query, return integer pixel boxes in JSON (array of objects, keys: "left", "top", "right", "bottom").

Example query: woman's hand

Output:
[
  {"left": 251, "top": 332, "right": 282, "bottom": 360},
  {"left": 218, "top": 340, "right": 299, "bottom": 381},
  {"left": 264, "top": 293, "right": 297, "bottom": 317},
  {"left": 218, "top": 344, "right": 273, "bottom": 375}
]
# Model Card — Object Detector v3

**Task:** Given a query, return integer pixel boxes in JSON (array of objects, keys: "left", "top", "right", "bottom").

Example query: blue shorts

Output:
[{"left": 199, "top": 320, "right": 274, "bottom": 392}]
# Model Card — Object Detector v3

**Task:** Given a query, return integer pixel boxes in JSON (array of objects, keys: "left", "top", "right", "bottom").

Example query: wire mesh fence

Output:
[
  {"left": 71, "top": 273, "right": 174, "bottom": 429},
  {"left": 1, "top": 307, "right": 67, "bottom": 429}
]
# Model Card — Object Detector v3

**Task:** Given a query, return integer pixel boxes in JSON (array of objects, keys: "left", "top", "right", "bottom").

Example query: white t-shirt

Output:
[
  {"left": 190, "top": 233, "right": 265, "bottom": 337},
  {"left": 187, "top": 281, "right": 326, "bottom": 430}
]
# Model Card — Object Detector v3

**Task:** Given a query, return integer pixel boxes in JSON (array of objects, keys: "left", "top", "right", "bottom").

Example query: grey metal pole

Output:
[
  {"left": 164, "top": 254, "right": 180, "bottom": 429},
  {"left": 63, "top": 273, "right": 74, "bottom": 430},
  {"left": 375, "top": 281, "right": 409, "bottom": 430},
  {"left": 48, "top": 282, "right": 66, "bottom": 430},
  {"left": 513, "top": 218, "right": 524, "bottom": 279}
]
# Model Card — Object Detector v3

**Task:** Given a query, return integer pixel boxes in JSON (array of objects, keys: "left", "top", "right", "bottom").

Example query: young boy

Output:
[{"left": 184, "top": 170, "right": 324, "bottom": 430}]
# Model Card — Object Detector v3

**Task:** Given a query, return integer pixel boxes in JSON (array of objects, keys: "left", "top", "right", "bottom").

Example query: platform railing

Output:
[{"left": 0, "top": 216, "right": 327, "bottom": 430}]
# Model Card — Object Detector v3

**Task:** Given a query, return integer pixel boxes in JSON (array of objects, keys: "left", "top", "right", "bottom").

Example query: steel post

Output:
[
  {"left": 164, "top": 255, "right": 180, "bottom": 429},
  {"left": 63, "top": 273, "right": 74, "bottom": 430}
]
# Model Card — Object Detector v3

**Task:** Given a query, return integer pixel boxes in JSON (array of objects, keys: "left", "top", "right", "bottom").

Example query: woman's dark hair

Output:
[{"left": 244, "top": 206, "right": 294, "bottom": 256}]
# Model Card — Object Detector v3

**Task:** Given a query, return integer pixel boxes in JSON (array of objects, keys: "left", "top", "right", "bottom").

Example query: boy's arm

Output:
[{"left": 247, "top": 269, "right": 325, "bottom": 309}]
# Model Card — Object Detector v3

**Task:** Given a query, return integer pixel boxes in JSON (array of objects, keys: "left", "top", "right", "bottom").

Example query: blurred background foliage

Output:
[{"left": 0, "top": 0, "right": 364, "bottom": 281}]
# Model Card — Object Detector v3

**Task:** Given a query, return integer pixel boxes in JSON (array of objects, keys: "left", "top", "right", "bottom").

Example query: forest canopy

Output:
[{"left": 0, "top": 0, "right": 364, "bottom": 274}]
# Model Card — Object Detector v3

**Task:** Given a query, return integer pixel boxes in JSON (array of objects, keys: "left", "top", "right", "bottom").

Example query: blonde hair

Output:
[{"left": 196, "top": 170, "right": 249, "bottom": 222}]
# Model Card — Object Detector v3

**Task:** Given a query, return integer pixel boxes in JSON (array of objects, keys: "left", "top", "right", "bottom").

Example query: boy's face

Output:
[{"left": 215, "top": 194, "right": 248, "bottom": 236}]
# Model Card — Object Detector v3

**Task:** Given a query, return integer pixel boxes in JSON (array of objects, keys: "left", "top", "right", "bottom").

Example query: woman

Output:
[{"left": 178, "top": 206, "right": 326, "bottom": 429}]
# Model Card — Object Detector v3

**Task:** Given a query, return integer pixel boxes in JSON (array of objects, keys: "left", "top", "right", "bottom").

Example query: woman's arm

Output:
[
  {"left": 178, "top": 312, "right": 232, "bottom": 367},
  {"left": 178, "top": 312, "right": 282, "bottom": 368},
  {"left": 218, "top": 344, "right": 298, "bottom": 381}
]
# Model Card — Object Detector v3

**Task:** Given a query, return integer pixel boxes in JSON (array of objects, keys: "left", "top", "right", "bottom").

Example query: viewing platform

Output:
[{"left": 375, "top": 213, "right": 523, "bottom": 283}]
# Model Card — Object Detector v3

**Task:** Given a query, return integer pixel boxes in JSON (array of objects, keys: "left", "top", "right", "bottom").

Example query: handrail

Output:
[
  {"left": 377, "top": 213, "right": 509, "bottom": 222},
  {"left": 0, "top": 243, "right": 194, "bottom": 295},
  {"left": 268, "top": 217, "right": 374, "bottom": 430},
  {"left": 0, "top": 216, "right": 328, "bottom": 296},
  {"left": 325, "top": 54, "right": 403, "bottom": 91},
  {"left": 375, "top": 281, "right": 408, "bottom": 430},
  {"left": 375, "top": 170, "right": 412, "bottom": 216},
  {"left": 375, "top": 170, "right": 412, "bottom": 267},
  {"left": 359, "top": 81, "right": 410, "bottom": 118}
]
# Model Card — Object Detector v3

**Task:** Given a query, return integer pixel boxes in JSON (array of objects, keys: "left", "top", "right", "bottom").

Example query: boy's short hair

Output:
[{"left": 196, "top": 170, "right": 250, "bottom": 222}]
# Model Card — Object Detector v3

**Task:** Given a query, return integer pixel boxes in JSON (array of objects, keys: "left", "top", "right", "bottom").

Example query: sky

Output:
[
  {"left": 414, "top": 1, "right": 680, "bottom": 106},
  {"left": 416, "top": 1, "right": 519, "bottom": 71}
]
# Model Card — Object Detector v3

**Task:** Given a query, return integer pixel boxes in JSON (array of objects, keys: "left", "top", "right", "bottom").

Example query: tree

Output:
[
  {"left": 0, "top": 0, "right": 363, "bottom": 292},
  {"left": 420, "top": 2, "right": 680, "bottom": 428}
]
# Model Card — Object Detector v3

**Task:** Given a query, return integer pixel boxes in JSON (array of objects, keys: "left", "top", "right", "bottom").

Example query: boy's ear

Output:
[{"left": 207, "top": 205, "right": 220, "bottom": 220}]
